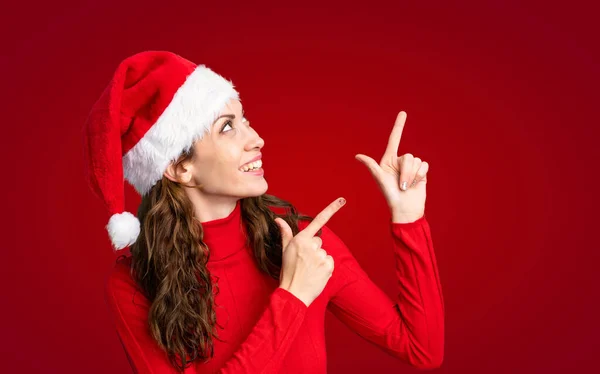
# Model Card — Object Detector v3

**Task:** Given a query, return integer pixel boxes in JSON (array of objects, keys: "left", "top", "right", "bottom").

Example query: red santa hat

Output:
[{"left": 83, "top": 51, "right": 239, "bottom": 251}]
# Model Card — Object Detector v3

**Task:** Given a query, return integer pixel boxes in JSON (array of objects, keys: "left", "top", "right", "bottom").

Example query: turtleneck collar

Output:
[{"left": 200, "top": 200, "right": 248, "bottom": 262}]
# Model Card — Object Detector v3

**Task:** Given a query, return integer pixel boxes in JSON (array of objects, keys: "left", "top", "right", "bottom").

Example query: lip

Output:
[{"left": 240, "top": 153, "right": 262, "bottom": 168}]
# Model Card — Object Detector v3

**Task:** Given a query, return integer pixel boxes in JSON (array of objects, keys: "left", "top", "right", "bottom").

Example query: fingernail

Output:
[
  {"left": 401, "top": 181, "right": 408, "bottom": 191},
  {"left": 339, "top": 198, "right": 346, "bottom": 206}
]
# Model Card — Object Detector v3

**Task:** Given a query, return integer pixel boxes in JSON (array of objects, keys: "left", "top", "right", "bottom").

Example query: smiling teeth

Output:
[{"left": 240, "top": 159, "right": 262, "bottom": 172}]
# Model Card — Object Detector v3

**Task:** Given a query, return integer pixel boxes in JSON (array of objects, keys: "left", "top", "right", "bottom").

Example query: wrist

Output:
[
  {"left": 391, "top": 210, "right": 424, "bottom": 224},
  {"left": 281, "top": 284, "right": 311, "bottom": 307}
]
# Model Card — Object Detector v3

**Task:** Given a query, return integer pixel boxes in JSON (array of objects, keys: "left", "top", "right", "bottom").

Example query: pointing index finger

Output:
[
  {"left": 299, "top": 198, "right": 346, "bottom": 238},
  {"left": 383, "top": 111, "right": 407, "bottom": 159}
]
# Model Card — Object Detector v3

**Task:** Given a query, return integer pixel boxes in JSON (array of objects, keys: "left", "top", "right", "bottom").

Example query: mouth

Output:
[{"left": 239, "top": 158, "right": 263, "bottom": 173}]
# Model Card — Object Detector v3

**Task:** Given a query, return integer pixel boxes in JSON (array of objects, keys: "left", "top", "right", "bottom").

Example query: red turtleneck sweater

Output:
[{"left": 105, "top": 201, "right": 444, "bottom": 373}]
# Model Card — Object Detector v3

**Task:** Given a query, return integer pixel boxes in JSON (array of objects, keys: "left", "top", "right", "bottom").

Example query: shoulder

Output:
[
  {"left": 297, "top": 220, "right": 356, "bottom": 264},
  {"left": 106, "top": 254, "right": 134, "bottom": 287},
  {"left": 104, "top": 254, "right": 150, "bottom": 314},
  {"left": 297, "top": 220, "right": 365, "bottom": 298}
]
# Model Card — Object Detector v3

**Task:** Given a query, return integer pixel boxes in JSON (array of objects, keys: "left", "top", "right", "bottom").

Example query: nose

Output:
[{"left": 244, "top": 127, "right": 265, "bottom": 151}]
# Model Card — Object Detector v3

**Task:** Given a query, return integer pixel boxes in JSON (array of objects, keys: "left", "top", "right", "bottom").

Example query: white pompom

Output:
[{"left": 106, "top": 212, "right": 141, "bottom": 250}]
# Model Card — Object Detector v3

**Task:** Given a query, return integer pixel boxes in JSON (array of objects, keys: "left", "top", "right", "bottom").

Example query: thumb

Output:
[
  {"left": 355, "top": 154, "right": 381, "bottom": 178},
  {"left": 274, "top": 217, "right": 293, "bottom": 252}
]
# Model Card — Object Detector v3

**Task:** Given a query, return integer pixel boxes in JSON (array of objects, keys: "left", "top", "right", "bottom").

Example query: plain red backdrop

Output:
[{"left": 2, "top": 0, "right": 598, "bottom": 373}]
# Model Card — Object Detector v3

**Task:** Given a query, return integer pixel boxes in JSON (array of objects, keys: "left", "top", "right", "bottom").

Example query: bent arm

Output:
[
  {"left": 216, "top": 287, "right": 308, "bottom": 373},
  {"left": 106, "top": 269, "right": 308, "bottom": 374}
]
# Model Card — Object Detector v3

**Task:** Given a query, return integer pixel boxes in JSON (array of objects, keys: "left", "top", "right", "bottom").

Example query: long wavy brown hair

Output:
[{"left": 125, "top": 145, "right": 320, "bottom": 372}]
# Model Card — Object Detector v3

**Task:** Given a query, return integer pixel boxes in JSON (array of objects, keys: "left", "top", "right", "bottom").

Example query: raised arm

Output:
[
  {"left": 321, "top": 217, "right": 444, "bottom": 369},
  {"left": 337, "top": 110, "right": 443, "bottom": 367}
]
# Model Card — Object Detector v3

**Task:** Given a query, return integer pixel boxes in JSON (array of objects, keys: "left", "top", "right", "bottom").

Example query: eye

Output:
[{"left": 221, "top": 120, "right": 234, "bottom": 133}]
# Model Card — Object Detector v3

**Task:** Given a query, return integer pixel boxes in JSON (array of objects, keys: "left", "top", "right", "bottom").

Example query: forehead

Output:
[{"left": 222, "top": 98, "right": 242, "bottom": 113}]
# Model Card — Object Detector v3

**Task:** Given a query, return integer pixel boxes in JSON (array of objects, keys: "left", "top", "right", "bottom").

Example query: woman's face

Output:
[{"left": 186, "top": 99, "right": 268, "bottom": 199}]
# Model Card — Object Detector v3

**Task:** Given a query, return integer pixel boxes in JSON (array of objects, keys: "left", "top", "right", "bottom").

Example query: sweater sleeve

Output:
[
  {"left": 322, "top": 215, "right": 444, "bottom": 369},
  {"left": 217, "top": 287, "right": 308, "bottom": 373},
  {"left": 105, "top": 261, "right": 308, "bottom": 374}
]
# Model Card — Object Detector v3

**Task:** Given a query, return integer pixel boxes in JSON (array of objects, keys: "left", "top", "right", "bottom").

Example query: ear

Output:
[{"left": 163, "top": 160, "right": 193, "bottom": 184}]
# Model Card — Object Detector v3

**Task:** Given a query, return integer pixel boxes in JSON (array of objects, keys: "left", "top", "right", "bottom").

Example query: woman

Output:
[{"left": 83, "top": 51, "right": 444, "bottom": 373}]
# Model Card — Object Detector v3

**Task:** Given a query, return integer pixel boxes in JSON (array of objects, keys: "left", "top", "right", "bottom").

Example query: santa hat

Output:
[{"left": 83, "top": 51, "right": 239, "bottom": 251}]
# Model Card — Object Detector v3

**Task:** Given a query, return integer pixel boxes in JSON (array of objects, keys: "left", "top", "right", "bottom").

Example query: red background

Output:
[{"left": 2, "top": 0, "right": 598, "bottom": 373}]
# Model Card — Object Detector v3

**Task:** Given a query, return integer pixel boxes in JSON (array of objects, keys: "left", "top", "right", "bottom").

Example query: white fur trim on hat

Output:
[
  {"left": 122, "top": 64, "right": 239, "bottom": 195},
  {"left": 107, "top": 211, "right": 141, "bottom": 250}
]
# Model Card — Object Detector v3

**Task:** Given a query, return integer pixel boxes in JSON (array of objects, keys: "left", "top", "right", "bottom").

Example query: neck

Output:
[
  {"left": 183, "top": 189, "right": 248, "bottom": 262},
  {"left": 200, "top": 199, "right": 247, "bottom": 262},
  {"left": 184, "top": 188, "right": 240, "bottom": 223}
]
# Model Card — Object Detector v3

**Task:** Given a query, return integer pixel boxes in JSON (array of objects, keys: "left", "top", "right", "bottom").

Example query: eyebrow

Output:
[
  {"left": 211, "top": 114, "right": 233, "bottom": 129},
  {"left": 214, "top": 114, "right": 235, "bottom": 122},
  {"left": 212, "top": 109, "right": 245, "bottom": 126}
]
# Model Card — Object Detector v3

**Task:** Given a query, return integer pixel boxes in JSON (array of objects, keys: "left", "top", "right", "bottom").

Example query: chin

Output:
[
  {"left": 246, "top": 180, "right": 269, "bottom": 197},
  {"left": 229, "top": 176, "right": 268, "bottom": 199}
]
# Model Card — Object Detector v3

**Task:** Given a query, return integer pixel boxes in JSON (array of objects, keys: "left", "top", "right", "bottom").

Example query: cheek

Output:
[
  {"left": 193, "top": 140, "right": 244, "bottom": 183},
  {"left": 216, "top": 153, "right": 238, "bottom": 172},
  {"left": 194, "top": 154, "right": 240, "bottom": 182}
]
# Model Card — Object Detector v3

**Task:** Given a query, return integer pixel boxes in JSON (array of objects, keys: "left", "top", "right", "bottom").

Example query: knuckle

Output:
[
  {"left": 326, "top": 257, "right": 334, "bottom": 272},
  {"left": 296, "top": 250, "right": 307, "bottom": 261}
]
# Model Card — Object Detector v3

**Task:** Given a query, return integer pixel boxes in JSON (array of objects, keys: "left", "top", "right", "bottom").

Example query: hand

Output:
[
  {"left": 275, "top": 197, "right": 346, "bottom": 307},
  {"left": 355, "top": 111, "right": 429, "bottom": 223}
]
